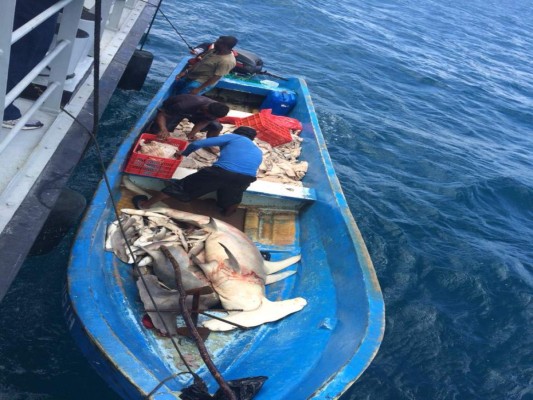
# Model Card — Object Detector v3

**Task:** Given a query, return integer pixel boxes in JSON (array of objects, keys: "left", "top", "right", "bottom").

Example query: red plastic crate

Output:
[
  {"left": 123, "top": 133, "right": 188, "bottom": 179},
  {"left": 235, "top": 109, "right": 293, "bottom": 147},
  {"left": 217, "top": 116, "right": 241, "bottom": 125},
  {"left": 269, "top": 113, "right": 302, "bottom": 131}
]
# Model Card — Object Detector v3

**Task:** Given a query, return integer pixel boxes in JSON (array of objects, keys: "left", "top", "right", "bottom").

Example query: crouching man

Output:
[
  {"left": 148, "top": 94, "right": 230, "bottom": 140},
  {"left": 134, "top": 126, "right": 261, "bottom": 216}
]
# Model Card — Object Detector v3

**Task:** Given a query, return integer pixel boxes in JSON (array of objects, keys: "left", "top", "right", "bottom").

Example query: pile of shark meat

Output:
[
  {"left": 255, "top": 135, "right": 308, "bottom": 185},
  {"left": 137, "top": 138, "right": 182, "bottom": 159},
  {"left": 171, "top": 119, "right": 308, "bottom": 186},
  {"left": 105, "top": 207, "right": 307, "bottom": 335}
]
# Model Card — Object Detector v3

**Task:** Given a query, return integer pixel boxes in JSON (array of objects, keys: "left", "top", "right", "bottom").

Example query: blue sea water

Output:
[{"left": 1, "top": 0, "right": 532, "bottom": 399}]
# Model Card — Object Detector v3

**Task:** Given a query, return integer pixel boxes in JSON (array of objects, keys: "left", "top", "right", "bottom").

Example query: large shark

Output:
[{"left": 122, "top": 207, "right": 307, "bottom": 332}]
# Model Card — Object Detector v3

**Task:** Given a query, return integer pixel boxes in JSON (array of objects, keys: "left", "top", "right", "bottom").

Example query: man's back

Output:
[
  {"left": 183, "top": 133, "right": 262, "bottom": 177},
  {"left": 161, "top": 94, "right": 215, "bottom": 115},
  {"left": 187, "top": 50, "right": 236, "bottom": 83}
]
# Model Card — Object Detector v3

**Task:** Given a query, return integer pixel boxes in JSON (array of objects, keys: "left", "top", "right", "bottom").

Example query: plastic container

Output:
[
  {"left": 217, "top": 116, "right": 241, "bottom": 125},
  {"left": 260, "top": 90, "right": 297, "bottom": 116},
  {"left": 123, "top": 134, "right": 188, "bottom": 179},
  {"left": 235, "top": 109, "right": 293, "bottom": 147},
  {"left": 67, "top": 29, "right": 91, "bottom": 76},
  {"left": 262, "top": 109, "right": 302, "bottom": 131}
]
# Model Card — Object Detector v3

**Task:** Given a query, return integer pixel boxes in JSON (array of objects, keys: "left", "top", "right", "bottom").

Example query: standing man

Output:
[
  {"left": 174, "top": 36, "right": 238, "bottom": 96},
  {"left": 3, "top": 0, "right": 60, "bottom": 129},
  {"left": 148, "top": 94, "right": 230, "bottom": 140},
  {"left": 133, "top": 126, "right": 262, "bottom": 216}
]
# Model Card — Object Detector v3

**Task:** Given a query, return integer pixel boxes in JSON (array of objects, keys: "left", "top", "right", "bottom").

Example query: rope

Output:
[
  {"left": 93, "top": 0, "right": 101, "bottom": 135},
  {"left": 139, "top": 0, "right": 195, "bottom": 51},
  {"left": 139, "top": 0, "right": 163, "bottom": 51},
  {"left": 144, "top": 372, "right": 190, "bottom": 398}
]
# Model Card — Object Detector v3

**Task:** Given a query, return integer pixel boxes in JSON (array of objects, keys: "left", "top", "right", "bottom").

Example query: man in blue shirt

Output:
[{"left": 134, "top": 126, "right": 262, "bottom": 216}]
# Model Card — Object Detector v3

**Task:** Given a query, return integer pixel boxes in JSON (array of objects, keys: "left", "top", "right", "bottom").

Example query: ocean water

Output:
[{"left": 1, "top": 0, "right": 532, "bottom": 399}]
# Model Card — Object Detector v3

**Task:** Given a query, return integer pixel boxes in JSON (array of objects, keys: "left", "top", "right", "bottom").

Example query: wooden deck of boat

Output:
[
  {"left": 117, "top": 184, "right": 299, "bottom": 248},
  {"left": 116, "top": 186, "right": 246, "bottom": 229}
]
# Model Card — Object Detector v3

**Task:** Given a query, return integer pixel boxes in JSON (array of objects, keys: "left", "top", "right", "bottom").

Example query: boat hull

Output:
[{"left": 67, "top": 59, "right": 384, "bottom": 399}]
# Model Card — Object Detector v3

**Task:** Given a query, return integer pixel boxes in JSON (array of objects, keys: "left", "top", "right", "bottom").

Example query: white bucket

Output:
[{"left": 67, "top": 29, "right": 91, "bottom": 76}]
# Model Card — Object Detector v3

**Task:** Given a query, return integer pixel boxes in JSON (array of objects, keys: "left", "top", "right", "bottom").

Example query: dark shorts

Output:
[
  {"left": 162, "top": 166, "right": 256, "bottom": 208},
  {"left": 173, "top": 77, "right": 215, "bottom": 96}
]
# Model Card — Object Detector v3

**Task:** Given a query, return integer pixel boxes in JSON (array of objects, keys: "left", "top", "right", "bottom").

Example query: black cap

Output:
[
  {"left": 207, "top": 102, "right": 230, "bottom": 118},
  {"left": 218, "top": 36, "right": 238, "bottom": 49},
  {"left": 233, "top": 126, "right": 257, "bottom": 139}
]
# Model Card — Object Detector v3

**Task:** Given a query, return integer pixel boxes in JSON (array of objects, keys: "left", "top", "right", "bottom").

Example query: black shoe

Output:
[
  {"left": 222, "top": 204, "right": 239, "bottom": 216},
  {"left": 2, "top": 119, "right": 44, "bottom": 130},
  {"left": 162, "top": 182, "right": 191, "bottom": 201},
  {"left": 132, "top": 195, "right": 148, "bottom": 210},
  {"left": 38, "top": 66, "right": 75, "bottom": 79}
]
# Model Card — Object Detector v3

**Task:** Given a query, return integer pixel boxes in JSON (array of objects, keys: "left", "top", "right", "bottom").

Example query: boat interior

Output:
[
  {"left": 67, "top": 71, "right": 384, "bottom": 399},
  {"left": 120, "top": 84, "right": 315, "bottom": 241},
  {"left": 106, "top": 83, "right": 317, "bottom": 369}
]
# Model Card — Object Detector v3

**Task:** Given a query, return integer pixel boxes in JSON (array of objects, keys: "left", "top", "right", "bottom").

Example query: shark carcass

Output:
[{"left": 105, "top": 207, "right": 307, "bottom": 333}]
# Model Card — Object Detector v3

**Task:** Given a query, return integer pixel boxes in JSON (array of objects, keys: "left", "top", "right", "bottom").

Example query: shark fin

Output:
[
  {"left": 265, "top": 270, "right": 296, "bottom": 285},
  {"left": 202, "top": 297, "right": 307, "bottom": 331},
  {"left": 205, "top": 217, "right": 219, "bottom": 232},
  {"left": 263, "top": 254, "right": 301, "bottom": 274},
  {"left": 219, "top": 242, "right": 241, "bottom": 273}
]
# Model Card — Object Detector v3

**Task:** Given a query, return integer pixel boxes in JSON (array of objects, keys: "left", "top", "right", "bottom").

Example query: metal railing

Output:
[{"left": 0, "top": 0, "right": 139, "bottom": 150}]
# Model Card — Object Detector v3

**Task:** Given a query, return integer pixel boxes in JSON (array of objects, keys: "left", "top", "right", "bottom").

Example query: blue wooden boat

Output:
[{"left": 66, "top": 57, "right": 385, "bottom": 399}]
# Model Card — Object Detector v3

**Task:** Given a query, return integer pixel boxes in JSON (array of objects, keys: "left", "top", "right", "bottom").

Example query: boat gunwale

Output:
[{"left": 294, "top": 78, "right": 385, "bottom": 398}]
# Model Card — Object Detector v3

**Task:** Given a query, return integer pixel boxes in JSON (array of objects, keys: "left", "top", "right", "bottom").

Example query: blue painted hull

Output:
[{"left": 67, "top": 58, "right": 385, "bottom": 399}]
